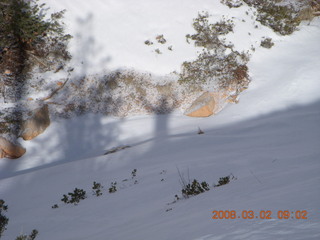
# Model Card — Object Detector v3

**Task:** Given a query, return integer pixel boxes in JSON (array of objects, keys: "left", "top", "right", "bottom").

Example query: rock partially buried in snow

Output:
[
  {"left": 20, "top": 104, "right": 50, "bottom": 141},
  {"left": 185, "top": 92, "right": 215, "bottom": 117},
  {"left": 0, "top": 137, "right": 26, "bottom": 159},
  {"left": 185, "top": 92, "right": 228, "bottom": 117}
]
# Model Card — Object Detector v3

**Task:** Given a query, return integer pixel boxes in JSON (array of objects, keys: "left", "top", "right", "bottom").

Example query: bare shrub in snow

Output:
[
  {"left": 50, "top": 70, "right": 202, "bottom": 118},
  {"left": 180, "top": 13, "right": 250, "bottom": 92},
  {"left": 156, "top": 34, "right": 167, "bottom": 44},
  {"left": 242, "top": 0, "right": 302, "bottom": 35},
  {"left": 260, "top": 37, "right": 274, "bottom": 48},
  {"left": 220, "top": 0, "right": 243, "bottom": 8}
]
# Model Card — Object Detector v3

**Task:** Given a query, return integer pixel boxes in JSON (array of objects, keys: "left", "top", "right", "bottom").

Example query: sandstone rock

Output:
[
  {"left": 0, "top": 137, "right": 26, "bottom": 159},
  {"left": 185, "top": 92, "right": 216, "bottom": 117},
  {"left": 20, "top": 104, "right": 50, "bottom": 141},
  {"left": 185, "top": 91, "right": 229, "bottom": 118}
]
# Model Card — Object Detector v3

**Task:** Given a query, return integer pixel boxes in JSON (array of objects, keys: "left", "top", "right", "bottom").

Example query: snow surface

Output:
[{"left": 1, "top": 0, "right": 320, "bottom": 239}]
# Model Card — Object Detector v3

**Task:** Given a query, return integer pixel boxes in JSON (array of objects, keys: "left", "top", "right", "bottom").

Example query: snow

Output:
[{"left": 1, "top": 0, "right": 320, "bottom": 239}]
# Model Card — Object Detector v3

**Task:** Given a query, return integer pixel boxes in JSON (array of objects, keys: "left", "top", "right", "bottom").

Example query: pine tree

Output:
[{"left": 0, "top": 0, "right": 71, "bottom": 75}]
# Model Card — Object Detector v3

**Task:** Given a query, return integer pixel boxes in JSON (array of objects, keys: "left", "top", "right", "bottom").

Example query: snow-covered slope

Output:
[{"left": 0, "top": 0, "right": 320, "bottom": 239}]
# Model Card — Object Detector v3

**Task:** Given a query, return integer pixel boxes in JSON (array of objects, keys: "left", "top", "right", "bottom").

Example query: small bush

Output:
[
  {"left": 15, "top": 229, "right": 38, "bottom": 240},
  {"left": 260, "top": 37, "right": 274, "bottom": 48},
  {"left": 144, "top": 40, "right": 153, "bottom": 45},
  {"left": 220, "top": 0, "right": 243, "bottom": 8},
  {"left": 180, "top": 13, "right": 249, "bottom": 91},
  {"left": 214, "top": 174, "right": 236, "bottom": 187},
  {"left": 131, "top": 169, "right": 137, "bottom": 179},
  {"left": 0, "top": 199, "right": 9, "bottom": 238},
  {"left": 156, "top": 34, "right": 167, "bottom": 44},
  {"left": 61, "top": 188, "right": 87, "bottom": 205},
  {"left": 109, "top": 182, "right": 117, "bottom": 193},
  {"left": 215, "top": 176, "right": 230, "bottom": 187},
  {"left": 182, "top": 179, "right": 210, "bottom": 198},
  {"left": 243, "top": 0, "right": 300, "bottom": 35},
  {"left": 92, "top": 181, "right": 103, "bottom": 197}
]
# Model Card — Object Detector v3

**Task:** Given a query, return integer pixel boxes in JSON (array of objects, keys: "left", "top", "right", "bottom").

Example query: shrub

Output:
[
  {"left": 220, "top": 0, "right": 243, "bottom": 8},
  {"left": 15, "top": 229, "right": 38, "bottom": 240},
  {"left": 182, "top": 179, "right": 210, "bottom": 198},
  {"left": 109, "top": 182, "right": 117, "bottom": 193},
  {"left": 185, "top": 13, "right": 234, "bottom": 50},
  {"left": 156, "top": 34, "right": 166, "bottom": 44},
  {"left": 131, "top": 169, "right": 137, "bottom": 178},
  {"left": 242, "top": 0, "right": 300, "bottom": 35},
  {"left": 61, "top": 188, "right": 87, "bottom": 205},
  {"left": 215, "top": 176, "right": 230, "bottom": 187},
  {"left": 214, "top": 174, "right": 236, "bottom": 187},
  {"left": 180, "top": 13, "right": 249, "bottom": 91},
  {"left": 0, "top": 199, "right": 9, "bottom": 238},
  {"left": 92, "top": 181, "right": 103, "bottom": 197},
  {"left": 260, "top": 37, "right": 274, "bottom": 48}
]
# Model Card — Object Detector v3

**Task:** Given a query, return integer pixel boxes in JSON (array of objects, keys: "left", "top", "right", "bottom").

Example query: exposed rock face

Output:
[
  {"left": 185, "top": 92, "right": 216, "bottom": 117},
  {"left": 0, "top": 137, "right": 26, "bottom": 159},
  {"left": 20, "top": 104, "right": 50, "bottom": 140},
  {"left": 185, "top": 91, "right": 230, "bottom": 117}
]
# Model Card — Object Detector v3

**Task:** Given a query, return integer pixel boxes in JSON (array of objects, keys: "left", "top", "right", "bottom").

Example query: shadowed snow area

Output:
[{"left": 0, "top": 100, "right": 319, "bottom": 240}]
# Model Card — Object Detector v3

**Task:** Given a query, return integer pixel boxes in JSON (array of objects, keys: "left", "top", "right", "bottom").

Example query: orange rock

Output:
[
  {"left": 20, "top": 105, "right": 50, "bottom": 141},
  {"left": 185, "top": 91, "right": 229, "bottom": 118},
  {"left": 185, "top": 92, "right": 216, "bottom": 117},
  {"left": 0, "top": 137, "right": 26, "bottom": 159}
]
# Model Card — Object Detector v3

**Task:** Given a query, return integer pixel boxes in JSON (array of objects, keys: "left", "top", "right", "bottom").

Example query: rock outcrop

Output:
[
  {"left": 0, "top": 137, "right": 26, "bottom": 159},
  {"left": 20, "top": 104, "right": 50, "bottom": 140},
  {"left": 185, "top": 92, "right": 216, "bottom": 117},
  {"left": 185, "top": 91, "right": 229, "bottom": 117}
]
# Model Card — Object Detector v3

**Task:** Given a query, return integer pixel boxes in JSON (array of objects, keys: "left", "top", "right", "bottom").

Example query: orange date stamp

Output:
[{"left": 211, "top": 210, "right": 308, "bottom": 220}]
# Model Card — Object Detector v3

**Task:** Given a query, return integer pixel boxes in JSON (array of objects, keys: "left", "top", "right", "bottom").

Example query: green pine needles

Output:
[
  {"left": 0, "top": 0, "right": 71, "bottom": 47},
  {"left": 0, "top": 0, "right": 71, "bottom": 75},
  {"left": 0, "top": 199, "right": 9, "bottom": 238}
]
